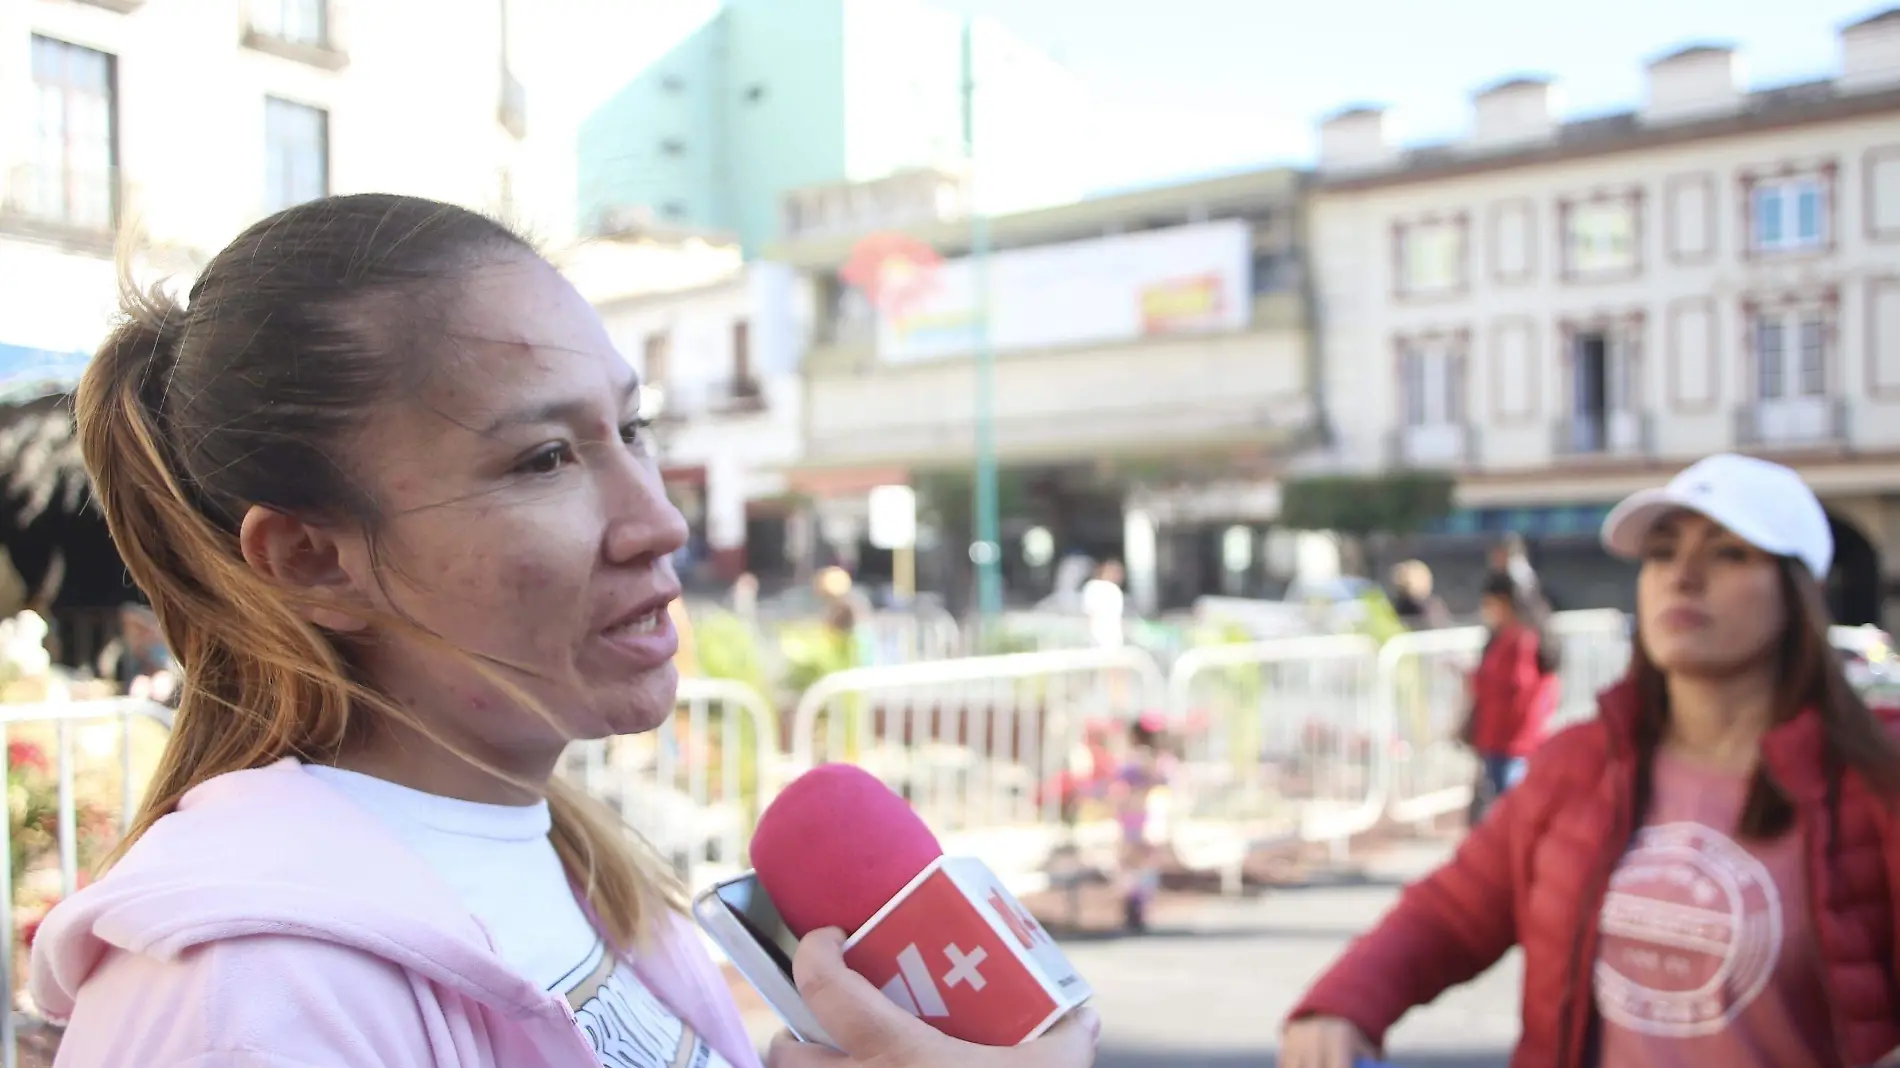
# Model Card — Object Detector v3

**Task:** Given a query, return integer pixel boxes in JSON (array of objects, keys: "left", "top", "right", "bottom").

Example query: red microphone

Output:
[{"left": 750, "top": 763, "right": 1094, "bottom": 1047}]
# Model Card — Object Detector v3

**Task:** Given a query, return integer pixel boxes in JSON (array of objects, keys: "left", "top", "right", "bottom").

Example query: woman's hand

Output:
[
  {"left": 1279, "top": 1015, "right": 1376, "bottom": 1068},
  {"left": 765, "top": 928, "right": 1101, "bottom": 1068}
]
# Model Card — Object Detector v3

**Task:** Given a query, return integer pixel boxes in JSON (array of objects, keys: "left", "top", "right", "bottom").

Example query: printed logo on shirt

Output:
[
  {"left": 1594, "top": 821, "right": 1784, "bottom": 1037},
  {"left": 558, "top": 940, "right": 736, "bottom": 1068}
]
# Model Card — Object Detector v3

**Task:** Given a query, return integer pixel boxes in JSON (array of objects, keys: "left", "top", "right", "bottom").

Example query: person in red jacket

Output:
[
  {"left": 1464, "top": 571, "right": 1562, "bottom": 824},
  {"left": 1281, "top": 453, "right": 1900, "bottom": 1068}
]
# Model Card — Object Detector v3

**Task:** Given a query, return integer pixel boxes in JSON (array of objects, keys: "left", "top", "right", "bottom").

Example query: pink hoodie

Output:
[{"left": 30, "top": 759, "right": 763, "bottom": 1068}]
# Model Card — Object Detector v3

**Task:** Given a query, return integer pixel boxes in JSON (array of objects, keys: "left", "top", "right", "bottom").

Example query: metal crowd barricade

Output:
[
  {"left": 1, "top": 695, "right": 174, "bottom": 1068},
  {"left": 1164, "top": 635, "right": 1382, "bottom": 880},
  {"left": 1548, "top": 610, "right": 1634, "bottom": 732},
  {"left": 1377, "top": 624, "right": 1490, "bottom": 826},
  {"left": 859, "top": 607, "right": 965, "bottom": 664},
  {"left": 561, "top": 676, "right": 781, "bottom": 892},
  {"left": 788, "top": 646, "right": 1166, "bottom": 884}
]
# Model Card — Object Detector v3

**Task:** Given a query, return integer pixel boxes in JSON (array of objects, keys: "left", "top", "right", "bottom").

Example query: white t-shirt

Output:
[
  {"left": 1080, "top": 578, "right": 1125, "bottom": 648},
  {"left": 304, "top": 766, "right": 734, "bottom": 1068}
]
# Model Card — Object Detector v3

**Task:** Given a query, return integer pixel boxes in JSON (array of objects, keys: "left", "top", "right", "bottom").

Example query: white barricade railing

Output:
[
  {"left": 1165, "top": 635, "right": 1382, "bottom": 877},
  {"left": 789, "top": 646, "right": 1166, "bottom": 885},
  {"left": 561, "top": 676, "right": 780, "bottom": 892},
  {"left": 1548, "top": 610, "right": 1634, "bottom": 732},
  {"left": 1373, "top": 627, "right": 1485, "bottom": 827},
  {"left": 1, "top": 696, "right": 174, "bottom": 1057},
  {"left": 859, "top": 608, "right": 965, "bottom": 664}
]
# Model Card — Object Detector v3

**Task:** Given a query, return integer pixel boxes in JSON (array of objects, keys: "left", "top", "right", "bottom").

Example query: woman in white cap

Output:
[{"left": 1278, "top": 453, "right": 1900, "bottom": 1068}]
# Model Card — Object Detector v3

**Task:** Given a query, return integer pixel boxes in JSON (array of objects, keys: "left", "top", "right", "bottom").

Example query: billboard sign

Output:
[{"left": 875, "top": 219, "right": 1252, "bottom": 364}]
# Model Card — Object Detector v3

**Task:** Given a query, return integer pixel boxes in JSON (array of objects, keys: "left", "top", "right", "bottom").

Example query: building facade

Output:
[
  {"left": 0, "top": 0, "right": 530, "bottom": 389},
  {"left": 570, "top": 228, "right": 809, "bottom": 593},
  {"left": 574, "top": 0, "right": 1090, "bottom": 252},
  {"left": 769, "top": 166, "right": 1320, "bottom": 614},
  {"left": 1307, "top": 10, "right": 1900, "bottom": 625}
]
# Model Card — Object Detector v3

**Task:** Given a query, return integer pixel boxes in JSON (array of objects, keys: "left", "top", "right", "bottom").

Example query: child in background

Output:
[{"left": 1112, "top": 711, "right": 1172, "bottom": 932}]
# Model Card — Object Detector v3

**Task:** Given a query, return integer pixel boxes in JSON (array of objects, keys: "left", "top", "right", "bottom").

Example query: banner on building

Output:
[{"left": 875, "top": 219, "right": 1252, "bottom": 363}]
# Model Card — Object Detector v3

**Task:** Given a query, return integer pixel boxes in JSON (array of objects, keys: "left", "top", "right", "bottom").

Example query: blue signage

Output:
[{"left": 1425, "top": 503, "right": 1615, "bottom": 538}]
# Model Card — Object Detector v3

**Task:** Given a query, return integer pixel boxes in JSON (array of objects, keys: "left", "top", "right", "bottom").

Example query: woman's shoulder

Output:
[{"left": 1514, "top": 717, "right": 1616, "bottom": 801}]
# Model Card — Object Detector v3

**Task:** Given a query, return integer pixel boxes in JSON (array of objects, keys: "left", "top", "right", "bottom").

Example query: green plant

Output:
[
  {"left": 689, "top": 609, "right": 771, "bottom": 696},
  {"left": 1353, "top": 588, "right": 1409, "bottom": 647},
  {"left": 1280, "top": 471, "right": 1456, "bottom": 538},
  {"left": 10, "top": 739, "right": 116, "bottom": 945},
  {"left": 778, "top": 622, "right": 865, "bottom": 760}
]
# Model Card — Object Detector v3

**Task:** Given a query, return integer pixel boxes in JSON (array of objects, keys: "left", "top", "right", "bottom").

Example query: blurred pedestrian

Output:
[
  {"left": 1112, "top": 711, "right": 1172, "bottom": 933},
  {"left": 1082, "top": 559, "right": 1126, "bottom": 649},
  {"left": 96, "top": 603, "right": 176, "bottom": 702},
  {"left": 1389, "top": 559, "right": 1451, "bottom": 629},
  {"left": 1280, "top": 453, "right": 1900, "bottom": 1068},
  {"left": 1459, "top": 573, "right": 1561, "bottom": 824}
]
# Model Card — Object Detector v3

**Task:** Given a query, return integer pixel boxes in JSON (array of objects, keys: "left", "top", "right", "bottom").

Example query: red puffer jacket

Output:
[
  {"left": 1468, "top": 624, "right": 1553, "bottom": 757},
  {"left": 1288, "top": 680, "right": 1900, "bottom": 1068}
]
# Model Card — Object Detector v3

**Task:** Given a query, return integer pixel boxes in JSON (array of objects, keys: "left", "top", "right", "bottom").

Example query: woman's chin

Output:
[{"left": 591, "top": 666, "right": 680, "bottom": 737}]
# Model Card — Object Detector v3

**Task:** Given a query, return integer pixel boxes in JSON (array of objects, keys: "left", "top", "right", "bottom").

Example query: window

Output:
[
  {"left": 251, "top": 0, "right": 327, "bottom": 47},
  {"left": 1397, "top": 337, "right": 1469, "bottom": 466},
  {"left": 1400, "top": 341, "right": 1464, "bottom": 427},
  {"left": 1564, "top": 199, "right": 1637, "bottom": 277},
  {"left": 264, "top": 97, "right": 328, "bottom": 212},
  {"left": 1565, "top": 328, "right": 1639, "bottom": 454},
  {"left": 732, "top": 320, "right": 753, "bottom": 384},
  {"left": 1251, "top": 249, "right": 1293, "bottom": 294},
  {"left": 1398, "top": 220, "right": 1465, "bottom": 295},
  {"left": 1751, "top": 177, "right": 1825, "bottom": 253},
  {"left": 642, "top": 333, "right": 670, "bottom": 387},
  {"left": 1753, "top": 309, "right": 1828, "bottom": 401},
  {"left": 25, "top": 36, "right": 117, "bottom": 232}
]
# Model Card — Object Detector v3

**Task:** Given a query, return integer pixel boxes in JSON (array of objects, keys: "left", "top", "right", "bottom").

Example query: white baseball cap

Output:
[{"left": 1600, "top": 453, "right": 1833, "bottom": 579}]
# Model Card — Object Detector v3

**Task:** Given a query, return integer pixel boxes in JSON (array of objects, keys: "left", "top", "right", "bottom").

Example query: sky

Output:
[{"left": 523, "top": 0, "right": 1891, "bottom": 200}]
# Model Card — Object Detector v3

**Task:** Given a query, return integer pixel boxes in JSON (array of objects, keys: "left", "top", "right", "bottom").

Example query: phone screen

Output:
[{"left": 714, "top": 874, "right": 801, "bottom": 978}]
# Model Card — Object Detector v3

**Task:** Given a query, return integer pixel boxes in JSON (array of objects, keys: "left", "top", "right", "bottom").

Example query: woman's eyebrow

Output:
[{"left": 475, "top": 378, "right": 640, "bottom": 435}]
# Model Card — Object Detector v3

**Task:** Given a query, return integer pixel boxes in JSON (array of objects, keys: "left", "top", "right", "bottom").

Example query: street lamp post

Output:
[{"left": 961, "top": 15, "right": 1003, "bottom": 625}]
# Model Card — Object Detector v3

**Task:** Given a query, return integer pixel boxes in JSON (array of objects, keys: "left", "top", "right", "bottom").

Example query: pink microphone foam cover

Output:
[{"left": 750, "top": 763, "right": 945, "bottom": 938}]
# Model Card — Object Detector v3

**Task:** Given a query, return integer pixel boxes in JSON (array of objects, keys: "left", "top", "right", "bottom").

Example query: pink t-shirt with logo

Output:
[{"left": 1594, "top": 750, "right": 1839, "bottom": 1068}]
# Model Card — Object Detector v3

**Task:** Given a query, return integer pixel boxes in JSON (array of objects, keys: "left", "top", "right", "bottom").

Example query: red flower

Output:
[{"left": 9, "top": 739, "right": 49, "bottom": 774}]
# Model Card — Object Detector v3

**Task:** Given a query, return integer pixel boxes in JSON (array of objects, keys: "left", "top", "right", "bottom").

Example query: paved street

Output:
[{"left": 1073, "top": 841, "right": 1522, "bottom": 1067}]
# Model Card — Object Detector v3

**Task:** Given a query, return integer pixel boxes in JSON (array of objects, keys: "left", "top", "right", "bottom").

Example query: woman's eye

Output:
[
  {"left": 519, "top": 443, "right": 574, "bottom": 475},
  {"left": 1642, "top": 543, "right": 1675, "bottom": 562},
  {"left": 621, "top": 417, "right": 652, "bottom": 447}
]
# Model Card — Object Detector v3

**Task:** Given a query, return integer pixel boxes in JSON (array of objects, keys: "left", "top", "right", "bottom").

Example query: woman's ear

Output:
[{"left": 237, "top": 506, "right": 372, "bottom": 632}]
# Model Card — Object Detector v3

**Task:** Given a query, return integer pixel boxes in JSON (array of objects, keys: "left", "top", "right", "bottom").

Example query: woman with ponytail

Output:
[{"left": 26, "top": 194, "right": 761, "bottom": 1067}]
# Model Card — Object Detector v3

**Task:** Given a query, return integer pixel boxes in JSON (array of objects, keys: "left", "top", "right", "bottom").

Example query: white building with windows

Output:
[
  {"left": 0, "top": 0, "right": 531, "bottom": 392},
  {"left": 1307, "top": 10, "right": 1900, "bottom": 627}
]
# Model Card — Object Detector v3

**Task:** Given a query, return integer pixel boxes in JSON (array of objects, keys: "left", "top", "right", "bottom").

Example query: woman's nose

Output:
[{"left": 603, "top": 464, "right": 689, "bottom": 565}]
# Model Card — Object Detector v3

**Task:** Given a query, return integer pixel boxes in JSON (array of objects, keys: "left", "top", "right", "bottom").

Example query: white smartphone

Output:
[{"left": 691, "top": 871, "right": 840, "bottom": 1051}]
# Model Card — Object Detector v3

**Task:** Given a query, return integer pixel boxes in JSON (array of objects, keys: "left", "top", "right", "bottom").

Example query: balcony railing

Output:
[
  {"left": 0, "top": 163, "right": 119, "bottom": 250},
  {"left": 1553, "top": 411, "right": 1654, "bottom": 459},
  {"left": 1385, "top": 423, "right": 1480, "bottom": 470},
  {"left": 1734, "top": 397, "right": 1850, "bottom": 449},
  {"left": 242, "top": 13, "right": 347, "bottom": 70},
  {"left": 649, "top": 378, "right": 771, "bottom": 421}
]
